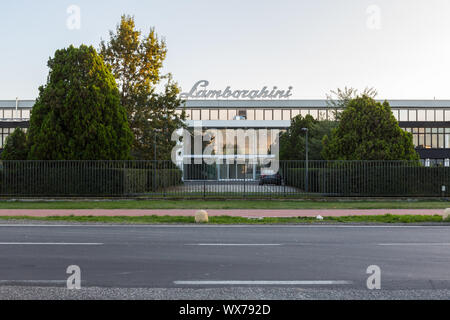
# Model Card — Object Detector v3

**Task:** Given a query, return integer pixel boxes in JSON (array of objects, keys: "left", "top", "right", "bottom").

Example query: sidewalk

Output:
[{"left": 0, "top": 209, "right": 445, "bottom": 218}]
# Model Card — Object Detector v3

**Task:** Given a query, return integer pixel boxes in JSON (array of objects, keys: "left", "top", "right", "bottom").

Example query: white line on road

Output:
[
  {"left": 0, "top": 280, "right": 68, "bottom": 284},
  {"left": 0, "top": 224, "right": 448, "bottom": 229},
  {"left": 378, "top": 243, "right": 450, "bottom": 246},
  {"left": 185, "top": 244, "right": 282, "bottom": 246},
  {"left": 174, "top": 280, "right": 353, "bottom": 285},
  {"left": 0, "top": 242, "right": 103, "bottom": 245}
]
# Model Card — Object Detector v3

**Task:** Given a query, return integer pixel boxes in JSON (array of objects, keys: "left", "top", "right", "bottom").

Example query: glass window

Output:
[
  {"left": 273, "top": 109, "right": 282, "bottom": 120},
  {"left": 228, "top": 109, "right": 236, "bottom": 120},
  {"left": 413, "top": 134, "right": 418, "bottom": 147},
  {"left": 426, "top": 110, "right": 435, "bottom": 121},
  {"left": 264, "top": 109, "right": 272, "bottom": 120},
  {"left": 409, "top": 110, "right": 417, "bottom": 121},
  {"left": 438, "top": 134, "right": 444, "bottom": 148},
  {"left": 309, "top": 109, "right": 318, "bottom": 119},
  {"left": 418, "top": 128, "right": 425, "bottom": 148},
  {"left": 201, "top": 109, "right": 209, "bottom": 120},
  {"left": 418, "top": 110, "right": 426, "bottom": 121},
  {"left": 392, "top": 109, "right": 399, "bottom": 120},
  {"left": 246, "top": 109, "right": 254, "bottom": 120},
  {"left": 238, "top": 109, "right": 247, "bottom": 119},
  {"left": 4, "top": 109, "right": 12, "bottom": 118},
  {"left": 300, "top": 109, "right": 308, "bottom": 117},
  {"left": 192, "top": 110, "right": 200, "bottom": 120},
  {"left": 282, "top": 110, "right": 291, "bottom": 120},
  {"left": 184, "top": 109, "right": 191, "bottom": 119},
  {"left": 328, "top": 110, "right": 336, "bottom": 121},
  {"left": 425, "top": 133, "right": 432, "bottom": 148},
  {"left": 432, "top": 134, "right": 438, "bottom": 148},
  {"left": 436, "top": 109, "right": 444, "bottom": 121},
  {"left": 400, "top": 109, "right": 408, "bottom": 121},
  {"left": 292, "top": 109, "right": 300, "bottom": 118},
  {"left": 446, "top": 133, "right": 450, "bottom": 148},
  {"left": 219, "top": 109, "right": 228, "bottom": 120},
  {"left": 445, "top": 110, "right": 450, "bottom": 121},
  {"left": 255, "top": 109, "right": 263, "bottom": 120},
  {"left": 210, "top": 109, "right": 219, "bottom": 120},
  {"left": 319, "top": 110, "right": 327, "bottom": 120}
]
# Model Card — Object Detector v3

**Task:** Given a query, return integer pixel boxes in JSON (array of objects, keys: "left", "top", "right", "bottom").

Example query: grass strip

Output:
[
  {"left": 0, "top": 200, "right": 448, "bottom": 210},
  {"left": 0, "top": 214, "right": 447, "bottom": 224}
]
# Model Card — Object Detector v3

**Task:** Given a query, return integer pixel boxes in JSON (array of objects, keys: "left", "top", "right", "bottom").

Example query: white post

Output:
[{"left": 15, "top": 97, "right": 19, "bottom": 119}]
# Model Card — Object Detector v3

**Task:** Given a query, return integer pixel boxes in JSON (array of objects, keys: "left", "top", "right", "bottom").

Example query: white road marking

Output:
[
  {"left": 0, "top": 224, "right": 448, "bottom": 229},
  {"left": 174, "top": 280, "right": 352, "bottom": 285},
  {"left": 186, "top": 244, "right": 282, "bottom": 246},
  {"left": 378, "top": 243, "right": 450, "bottom": 246},
  {"left": 0, "top": 280, "right": 68, "bottom": 284},
  {"left": 0, "top": 242, "right": 103, "bottom": 245}
]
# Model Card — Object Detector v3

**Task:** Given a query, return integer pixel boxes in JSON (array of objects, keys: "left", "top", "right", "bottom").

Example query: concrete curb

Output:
[{"left": 0, "top": 209, "right": 445, "bottom": 218}]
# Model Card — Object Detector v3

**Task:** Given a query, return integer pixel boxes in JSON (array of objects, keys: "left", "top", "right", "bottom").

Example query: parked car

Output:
[{"left": 259, "top": 171, "right": 283, "bottom": 185}]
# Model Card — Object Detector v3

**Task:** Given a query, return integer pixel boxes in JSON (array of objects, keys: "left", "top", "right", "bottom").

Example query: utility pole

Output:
[{"left": 302, "top": 128, "right": 309, "bottom": 193}]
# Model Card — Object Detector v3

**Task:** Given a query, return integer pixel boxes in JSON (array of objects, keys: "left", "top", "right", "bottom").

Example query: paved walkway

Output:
[{"left": 0, "top": 209, "right": 445, "bottom": 217}]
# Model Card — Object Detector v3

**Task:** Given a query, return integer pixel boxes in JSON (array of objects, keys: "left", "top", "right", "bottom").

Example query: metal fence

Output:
[{"left": 0, "top": 160, "right": 449, "bottom": 198}]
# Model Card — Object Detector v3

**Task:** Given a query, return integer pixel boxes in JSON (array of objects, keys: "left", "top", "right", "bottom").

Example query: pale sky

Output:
[{"left": 1, "top": 0, "right": 450, "bottom": 100}]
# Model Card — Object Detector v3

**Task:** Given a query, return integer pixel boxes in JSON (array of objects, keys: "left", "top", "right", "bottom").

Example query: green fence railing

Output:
[{"left": 0, "top": 160, "right": 448, "bottom": 198}]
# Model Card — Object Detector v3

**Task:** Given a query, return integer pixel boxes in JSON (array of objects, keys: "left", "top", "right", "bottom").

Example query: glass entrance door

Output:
[{"left": 217, "top": 163, "right": 255, "bottom": 181}]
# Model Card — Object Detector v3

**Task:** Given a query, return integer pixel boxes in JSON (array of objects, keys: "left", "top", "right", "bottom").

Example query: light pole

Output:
[
  {"left": 301, "top": 128, "right": 309, "bottom": 192},
  {"left": 153, "top": 128, "right": 162, "bottom": 192}
]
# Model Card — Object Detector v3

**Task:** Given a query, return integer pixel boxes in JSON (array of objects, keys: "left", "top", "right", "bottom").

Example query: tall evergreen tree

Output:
[
  {"left": 322, "top": 95, "right": 419, "bottom": 160},
  {"left": 27, "top": 45, "right": 133, "bottom": 160},
  {"left": 100, "top": 15, "right": 185, "bottom": 160},
  {"left": 1, "top": 128, "right": 28, "bottom": 160}
]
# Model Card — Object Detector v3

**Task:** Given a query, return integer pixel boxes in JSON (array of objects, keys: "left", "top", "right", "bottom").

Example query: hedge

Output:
[
  {"left": 282, "top": 164, "right": 450, "bottom": 196},
  {"left": 0, "top": 161, "right": 182, "bottom": 197}
]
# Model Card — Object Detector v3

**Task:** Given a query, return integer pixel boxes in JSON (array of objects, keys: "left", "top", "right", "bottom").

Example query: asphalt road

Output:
[{"left": 1, "top": 223, "right": 450, "bottom": 299}]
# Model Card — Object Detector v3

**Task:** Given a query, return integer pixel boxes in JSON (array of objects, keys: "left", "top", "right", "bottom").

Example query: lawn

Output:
[
  {"left": 0, "top": 214, "right": 447, "bottom": 224},
  {"left": 0, "top": 199, "right": 448, "bottom": 210}
]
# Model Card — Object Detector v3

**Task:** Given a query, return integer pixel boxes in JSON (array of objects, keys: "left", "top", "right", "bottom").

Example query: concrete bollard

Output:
[
  {"left": 195, "top": 210, "right": 209, "bottom": 223},
  {"left": 443, "top": 208, "right": 450, "bottom": 221}
]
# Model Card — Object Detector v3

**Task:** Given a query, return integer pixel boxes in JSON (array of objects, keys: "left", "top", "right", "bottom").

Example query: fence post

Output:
[
  {"left": 123, "top": 161, "right": 126, "bottom": 197},
  {"left": 203, "top": 179, "right": 206, "bottom": 199}
]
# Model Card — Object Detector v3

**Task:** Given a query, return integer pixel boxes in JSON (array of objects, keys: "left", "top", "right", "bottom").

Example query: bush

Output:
[
  {"left": 0, "top": 161, "right": 183, "bottom": 197},
  {"left": 1, "top": 129, "right": 28, "bottom": 160},
  {"left": 283, "top": 162, "right": 450, "bottom": 196}
]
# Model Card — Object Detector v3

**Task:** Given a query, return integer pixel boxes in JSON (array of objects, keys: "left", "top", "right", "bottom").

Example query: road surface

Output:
[{"left": 0, "top": 223, "right": 450, "bottom": 299}]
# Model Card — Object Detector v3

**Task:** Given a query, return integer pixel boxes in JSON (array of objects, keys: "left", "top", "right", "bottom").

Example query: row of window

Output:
[
  {"left": 403, "top": 128, "right": 450, "bottom": 149},
  {"left": 0, "top": 128, "right": 27, "bottom": 148},
  {"left": 1, "top": 107, "right": 450, "bottom": 122},
  {"left": 0, "top": 109, "right": 31, "bottom": 120},
  {"left": 182, "top": 108, "right": 450, "bottom": 122},
  {"left": 422, "top": 159, "right": 450, "bottom": 167}
]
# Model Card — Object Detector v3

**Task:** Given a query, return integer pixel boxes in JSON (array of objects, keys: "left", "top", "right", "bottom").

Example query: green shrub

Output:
[
  {"left": 0, "top": 162, "right": 183, "bottom": 196},
  {"left": 283, "top": 163, "right": 450, "bottom": 196}
]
